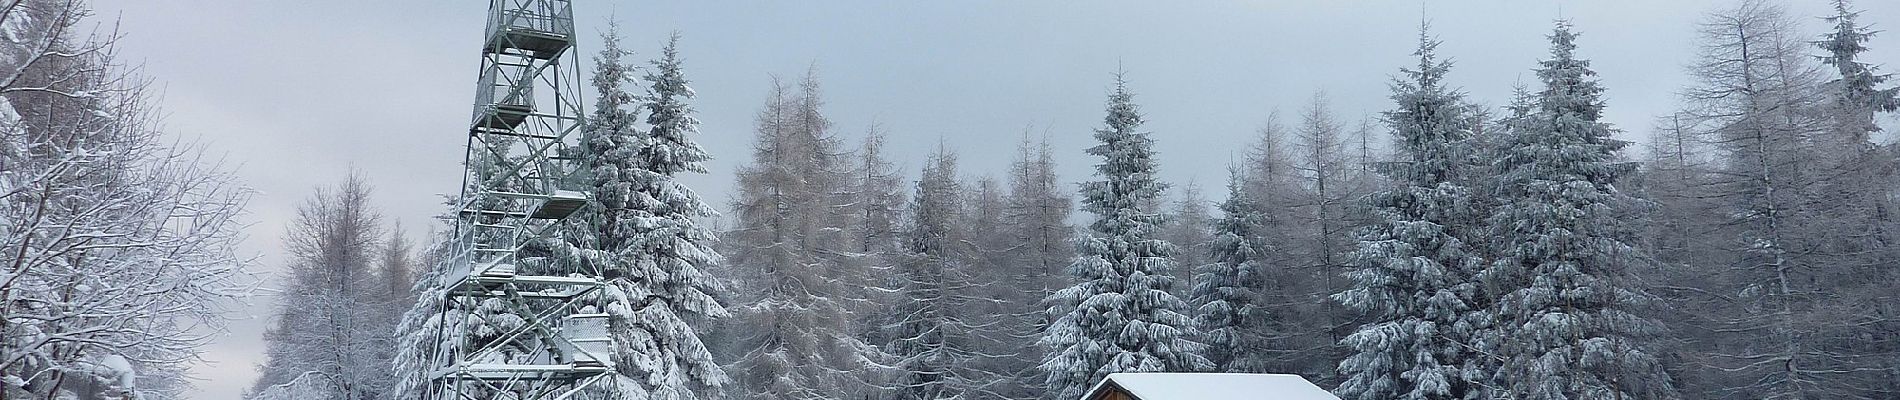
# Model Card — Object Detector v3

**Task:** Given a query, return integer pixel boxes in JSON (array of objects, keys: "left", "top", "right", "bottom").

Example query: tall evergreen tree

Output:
[
  {"left": 1333, "top": 26, "right": 1484, "bottom": 400},
  {"left": 515, "top": 29, "right": 735, "bottom": 400},
  {"left": 612, "top": 32, "right": 732, "bottom": 400},
  {"left": 1819, "top": 1, "right": 1900, "bottom": 392},
  {"left": 1813, "top": 0, "right": 1900, "bottom": 276},
  {"left": 1480, "top": 22, "right": 1675, "bottom": 400},
  {"left": 1040, "top": 74, "right": 1209, "bottom": 400},
  {"left": 1192, "top": 169, "right": 1277, "bottom": 374},
  {"left": 1819, "top": 0, "right": 1900, "bottom": 150}
]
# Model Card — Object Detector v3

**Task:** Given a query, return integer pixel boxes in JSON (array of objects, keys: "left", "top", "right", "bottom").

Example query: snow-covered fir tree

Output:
[
  {"left": 579, "top": 31, "right": 732, "bottom": 400},
  {"left": 1192, "top": 168, "right": 1277, "bottom": 374},
  {"left": 560, "top": 27, "right": 674, "bottom": 398},
  {"left": 390, "top": 215, "right": 462, "bottom": 400},
  {"left": 1040, "top": 74, "right": 1209, "bottom": 400},
  {"left": 1819, "top": 0, "right": 1900, "bottom": 150},
  {"left": 890, "top": 148, "right": 960, "bottom": 400},
  {"left": 1480, "top": 22, "right": 1675, "bottom": 400},
  {"left": 1332, "top": 26, "right": 1485, "bottom": 400}
]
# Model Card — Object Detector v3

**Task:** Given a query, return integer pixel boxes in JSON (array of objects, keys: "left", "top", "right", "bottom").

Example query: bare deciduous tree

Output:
[{"left": 2, "top": 1, "right": 256, "bottom": 399}]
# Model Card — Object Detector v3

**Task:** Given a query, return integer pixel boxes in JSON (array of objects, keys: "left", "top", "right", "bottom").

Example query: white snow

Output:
[
  {"left": 93, "top": 354, "right": 136, "bottom": 389},
  {"left": 1084, "top": 373, "right": 1340, "bottom": 400}
]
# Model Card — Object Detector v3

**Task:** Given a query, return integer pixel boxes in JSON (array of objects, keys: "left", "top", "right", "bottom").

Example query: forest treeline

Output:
[
  {"left": 4, "top": 0, "right": 1898, "bottom": 400},
  {"left": 694, "top": 2, "right": 1900, "bottom": 399}
]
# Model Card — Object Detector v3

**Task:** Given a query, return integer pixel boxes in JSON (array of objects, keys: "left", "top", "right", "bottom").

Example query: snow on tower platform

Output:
[
  {"left": 530, "top": 190, "right": 587, "bottom": 219},
  {"left": 1081, "top": 373, "right": 1340, "bottom": 400}
]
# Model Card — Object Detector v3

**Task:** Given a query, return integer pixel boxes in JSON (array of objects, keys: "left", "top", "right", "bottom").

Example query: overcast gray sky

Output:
[{"left": 81, "top": 1, "right": 1900, "bottom": 398}]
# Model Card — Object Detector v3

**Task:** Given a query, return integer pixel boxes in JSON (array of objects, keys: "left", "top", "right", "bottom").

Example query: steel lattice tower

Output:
[{"left": 425, "top": 1, "right": 608, "bottom": 399}]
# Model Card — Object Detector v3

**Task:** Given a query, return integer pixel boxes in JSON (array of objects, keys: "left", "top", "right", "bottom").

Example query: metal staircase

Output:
[{"left": 424, "top": 1, "right": 610, "bottom": 399}]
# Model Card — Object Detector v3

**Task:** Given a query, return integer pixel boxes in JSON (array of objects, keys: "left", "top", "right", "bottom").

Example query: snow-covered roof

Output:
[{"left": 1085, "top": 373, "right": 1340, "bottom": 400}]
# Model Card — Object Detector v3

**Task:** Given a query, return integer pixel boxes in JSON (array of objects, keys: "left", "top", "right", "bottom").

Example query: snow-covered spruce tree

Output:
[
  {"left": 1811, "top": 0, "right": 1900, "bottom": 285},
  {"left": 563, "top": 25, "right": 642, "bottom": 264},
  {"left": 390, "top": 215, "right": 461, "bottom": 400},
  {"left": 1192, "top": 168, "right": 1277, "bottom": 374},
  {"left": 550, "top": 26, "right": 651, "bottom": 398},
  {"left": 1480, "top": 22, "right": 1675, "bottom": 400},
  {"left": 596, "top": 31, "right": 732, "bottom": 400},
  {"left": 720, "top": 71, "right": 886, "bottom": 400},
  {"left": 549, "top": 30, "right": 733, "bottom": 400},
  {"left": 252, "top": 175, "right": 396, "bottom": 400},
  {"left": 2, "top": 1, "right": 257, "bottom": 398},
  {"left": 1819, "top": 0, "right": 1899, "bottom": 150},
  {"left": 1040, "top": 74, "right": 1209, "bottom": 400},
  {"left": 1332, "top": 26, "right": 1485, "bottom": 400}
]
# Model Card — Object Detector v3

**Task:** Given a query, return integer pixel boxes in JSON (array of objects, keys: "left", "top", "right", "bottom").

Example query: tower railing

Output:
[
  {"left": 483, "top": 0, "right": 574, "bottom": 59},
  {"left": 424, "top": 0, "right": 606, "bottom": 399},
  {"left": 486, "top": 2, "right": 571, "bottom": 38}
]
